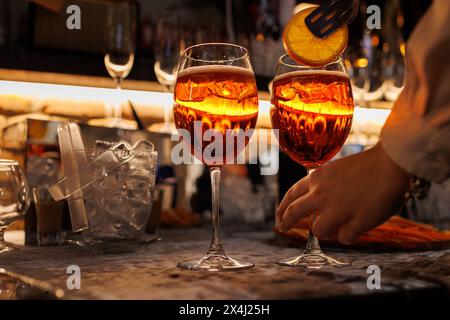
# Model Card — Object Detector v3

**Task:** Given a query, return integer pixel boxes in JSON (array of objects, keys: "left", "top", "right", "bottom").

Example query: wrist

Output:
[
  {"left": 376, "top": 142, "right": 431, "bottom": 204},
  {"left": 375, "top": 142, "right": 410, "bottom": 193}
]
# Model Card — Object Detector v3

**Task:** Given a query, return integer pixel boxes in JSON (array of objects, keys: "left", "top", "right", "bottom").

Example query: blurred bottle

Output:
[
  {"left": 156, "top": 164, "right": 177, "bottom": 226},
  {"left": 140, "top": 14, "right": 154, "bottom": 56},
  {"left": 249, "top": 0, "right": 285, "bottom": 78},
  {"left": 361, "top": 30, "right": 386, "bottom": 102},
  {"left": 255, "top": 0, "right": 280, "bottom": 40},
  {"left": 25, "top": 142, "right": 63, "bottom": 245},
  {"left": 0, "top": 0, "right": 11, "bottom": 48},
  {"left": 346, "top": 1, "right": 386, "bottom": 105}
]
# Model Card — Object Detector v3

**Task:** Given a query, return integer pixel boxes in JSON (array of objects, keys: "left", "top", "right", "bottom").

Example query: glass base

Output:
[
  {"left": 0, "top": 242, "right": 16, "bottom": 254},
  {"left": 278, "top": 253, "right": 349, "bottom": 269},
  {"left": 178, "top": 254, "right": 254, "bottom": 272}
]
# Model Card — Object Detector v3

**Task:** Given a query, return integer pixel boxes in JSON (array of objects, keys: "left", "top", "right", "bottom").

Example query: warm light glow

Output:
[
  {"left": 255, "top": 33, "right": 265, "bottom": 42},
  {"left": 371, "top": 34, "right": 379, "bottom": 47},
  {"left": 353, "top": 106, "right": 390, "bottom": 126},
  {"left": 397, "top": 13, "right": 405, "bottom": 28},
  {"left": 293, "top": 2, "right": 316, "bottom": 14},
  {"left": 0, "top": 79, "right": 391, "bottom": 135},
  {"left": 0, "top": 80, "right": 174, "bottom": 108},
  {"left": 355, "top": 57, "right": 369, "bottom": 68},
  {"left": 400, "top": 43, "right": 406, "bottom": 57}
]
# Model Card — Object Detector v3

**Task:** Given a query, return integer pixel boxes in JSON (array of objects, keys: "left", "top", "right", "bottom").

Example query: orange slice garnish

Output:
[{"left": 282, "top": 6, "right": 348, "bottom": 66}]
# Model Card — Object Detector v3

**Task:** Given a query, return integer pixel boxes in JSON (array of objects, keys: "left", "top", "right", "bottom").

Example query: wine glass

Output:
[
  {"left": 347, "top": 32, "right": 386, "bottom": 106},
  {"left": 0, "top": 160, "right": 30, "bottom": 253},
  {"left": 103, "top": 2, "right": 136, "bottom": 127},
  {"left": 270, "top": 54, "right": 354, "bottom": 269},
  {"left": 153, "top": 15, "right": 184, "bottom": 133},
  {"left": 345, "top": 46, "right": 368, "bottom": 105},
  {"left": 173, "top": 43, "right": 259, "bottom": 271},
  {"left": 383, "top": 42, "right": 406, "bottom": 102}
]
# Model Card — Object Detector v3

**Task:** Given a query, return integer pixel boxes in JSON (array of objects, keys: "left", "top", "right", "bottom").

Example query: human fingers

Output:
[
  {"left": 278, "top": 193, "right": 317, "bottom": 232},
  {"left": 337, "top": 218, "right": 367, "bottom": 245},
  {"left": 312, "top": 211, "right": 348, "bottom": 240},
  {"left": 276, "top": 176, "right": 310, "bottom": 220}
]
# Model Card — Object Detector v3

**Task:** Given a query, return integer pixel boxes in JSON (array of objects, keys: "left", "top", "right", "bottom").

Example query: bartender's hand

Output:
[{"left": 276, "top": 143, "right": 410, "bottom": 244}]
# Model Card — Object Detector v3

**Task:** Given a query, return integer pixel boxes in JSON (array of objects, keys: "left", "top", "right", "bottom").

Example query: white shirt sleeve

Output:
[{"left": 380, "top": 0, "right": 450, "bottom": 183}]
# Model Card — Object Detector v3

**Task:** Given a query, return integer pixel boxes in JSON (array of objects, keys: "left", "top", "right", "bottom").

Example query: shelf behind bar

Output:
[
  {"left": 0, "top": 68, "right": 272, "bottom": 101},
  {"left": 1, "top": 68, "right": 393, "bottom": 109},
  {"left": 0, "top": 68, "right": 164, "bottom": 92},
  {"left": 0, "top": 68, "right": 390, "bottom": 132}
]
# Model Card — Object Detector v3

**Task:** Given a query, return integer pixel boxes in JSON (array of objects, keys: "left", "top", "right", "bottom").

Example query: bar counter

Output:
[{"left": 1, "top": 227, "right": 449, "bottom": 299}]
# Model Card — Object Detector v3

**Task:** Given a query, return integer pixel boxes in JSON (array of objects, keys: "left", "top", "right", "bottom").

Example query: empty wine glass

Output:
[
  {"left": 346, "top": 46, "right": 368, "bottom": 104},
  {"left": 347, "top": 33, "right": 386, "bottom": 106},
  {"left": 382, "top": 0, "right": 406, "bottom": 102},
  {"left": 104, "top": 2, "right": 137, "bottom": 128},
  {"left": 383, "top": 42, "right": 405, "bottom": 102},
  {"left": 0, "top": 160, "right": 30, "bottom": 253},
  {"left": 153, "top": 15, "right": 184, "bottom": 133}
]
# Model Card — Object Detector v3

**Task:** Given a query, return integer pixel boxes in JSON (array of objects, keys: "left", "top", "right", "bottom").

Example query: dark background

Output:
[{"left": 0, "top": 0, "right": 431, "bottom": 85}]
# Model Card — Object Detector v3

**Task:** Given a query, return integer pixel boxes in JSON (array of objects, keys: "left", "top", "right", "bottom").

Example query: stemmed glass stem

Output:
[
  {"left": 278, "top": 167, "right": 348, "bottom": 269},
  {"left": 113, "top": 77, "right": 123, "bottom": 119},
  {"left": 0, "top": 228, "right": 10, "bottom": 253},
  {"left": 114, "top": 76, "right": 123, "bottom": 90},
  {"left": 304, "top": 168, "right": 322, "bottom": 256},
  {"left": 305, "top": 211, "right": 322, "bottom": 255},
  {"left": 0, "top": 228, "right": 4, "bottom": 246},
  {"left": 162, "top": 82, "right": 175, "bottom": 131},
  {"left": 208, "top": 166, "right": 225, "bottom": 255},
  {"left": 163, "top": 105, "right": 171, "bottom": 127},
  {"left": 177, "top": 164, "right": 254, "bottom": 271}
]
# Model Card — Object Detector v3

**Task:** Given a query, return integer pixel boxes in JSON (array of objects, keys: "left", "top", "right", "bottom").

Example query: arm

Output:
[
  {"left": 277, "top": 143, "right": 410, "bottom": 244},
  {"left": 277, "top": 0, "right": 450, "bottom": 243}
]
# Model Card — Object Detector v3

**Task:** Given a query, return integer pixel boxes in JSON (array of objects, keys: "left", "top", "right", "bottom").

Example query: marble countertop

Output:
[{"left": 1, "top": 228, "right": 449, "bottom": 300}]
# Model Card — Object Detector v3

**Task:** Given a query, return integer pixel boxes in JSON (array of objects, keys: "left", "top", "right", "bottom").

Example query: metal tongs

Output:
[
  {"left": 48, "top": 122, "right": 137, "bottom": 233},
  {"left": 305, "top": 0, "right": 359, "bottom": 39},
  {"left": 48, "top": 141, "right": 135, "bottom": 203},
  {"left": 56, "top": 122, "right": 90, "bottom": 232}
]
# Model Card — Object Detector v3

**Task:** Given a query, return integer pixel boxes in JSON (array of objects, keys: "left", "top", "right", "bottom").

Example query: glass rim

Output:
[
  {"left": 182, "top": 42, "right": 250, "bottom": 63},
  {"left": 278, "top": 53, "right": 343, "bottom": 69}
]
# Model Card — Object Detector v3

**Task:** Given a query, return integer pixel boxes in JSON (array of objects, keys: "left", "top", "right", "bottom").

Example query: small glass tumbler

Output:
[{"left": 33, "top": 186, "right": 64, "bottom": 246}]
